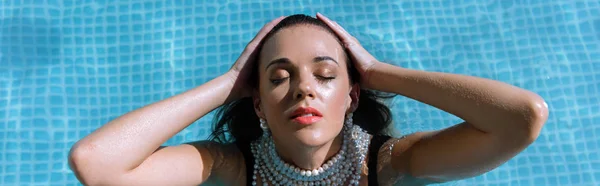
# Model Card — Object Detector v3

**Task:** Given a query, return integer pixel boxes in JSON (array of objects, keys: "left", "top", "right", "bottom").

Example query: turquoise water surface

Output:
[{"left": 1, "top": 0, "right": 599, "bottom": 185}]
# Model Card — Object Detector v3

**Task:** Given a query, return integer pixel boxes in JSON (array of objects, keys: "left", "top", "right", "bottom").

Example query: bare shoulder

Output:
[{"left": 185, "top": 140, "right": 247, "bottom": 185}]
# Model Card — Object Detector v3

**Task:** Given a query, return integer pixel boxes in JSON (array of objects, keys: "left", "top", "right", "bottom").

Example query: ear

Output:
[
  {"left": 346, "top": 83, "right": 360, "bottom": 113},
  {"left": 252, "top": 89, "right": 266, "bottom": 119}
]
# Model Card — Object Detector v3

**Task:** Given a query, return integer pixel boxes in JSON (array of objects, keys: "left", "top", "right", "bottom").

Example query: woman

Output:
[{"left": 68, "top": 14, "right": 548, "bottom": 185}]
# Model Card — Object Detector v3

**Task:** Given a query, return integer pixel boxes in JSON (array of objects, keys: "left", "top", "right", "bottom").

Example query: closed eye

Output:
[
  {"left": 270, "top": 76, "right": 333, "bottom": 85},
  {"left": 270, "top": 77, "right": 289, "bottom": 85},
  {"left": 316, "top": 76, "right": 335, "bottom": 83}
]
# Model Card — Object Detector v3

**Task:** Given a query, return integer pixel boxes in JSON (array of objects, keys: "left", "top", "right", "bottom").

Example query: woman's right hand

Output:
[
  {"left": 68, "top": 16, "right": 285, "bottom": 186},
  {"left": 224, "top": 16, "right": 285, "bottom": 102}
]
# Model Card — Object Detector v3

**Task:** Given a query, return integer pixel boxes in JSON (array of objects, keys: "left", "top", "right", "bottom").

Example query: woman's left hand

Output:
[{"left": 316, "top": 13, "right": 382, "bottom": 89}]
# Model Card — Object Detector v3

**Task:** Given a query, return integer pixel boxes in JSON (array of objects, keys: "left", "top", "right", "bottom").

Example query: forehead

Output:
[{"left": 259, "top": 25, "right": 345, "bottom": 67}]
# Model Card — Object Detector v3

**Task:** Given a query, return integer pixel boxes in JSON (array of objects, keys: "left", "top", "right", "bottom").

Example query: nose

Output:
[{"left": 293, "top": 73, "right": 316, "bottom": 100}]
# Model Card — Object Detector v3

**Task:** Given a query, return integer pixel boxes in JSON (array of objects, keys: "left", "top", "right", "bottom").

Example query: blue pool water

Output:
[{"left": 1, "top": 0, "right": 599, "bottom": 185}]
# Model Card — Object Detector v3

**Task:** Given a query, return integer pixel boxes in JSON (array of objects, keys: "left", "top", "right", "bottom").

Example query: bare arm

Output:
[
  {"left": 314, "top": 13, "right": 549, "bottom": 182},
  {"left": 368, "top": 63, "right": 549, "bottom": 182},
  {"left": 68, "top": 73, "right": 237, "bottom": 185},
  {"left": 68, "top": 16, "right": 285, "bottom": 186}
]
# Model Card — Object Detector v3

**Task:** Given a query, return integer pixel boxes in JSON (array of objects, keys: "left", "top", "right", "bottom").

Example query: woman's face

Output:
[{"left": 254, "top": 25, "right": 359, "bottom": 147}]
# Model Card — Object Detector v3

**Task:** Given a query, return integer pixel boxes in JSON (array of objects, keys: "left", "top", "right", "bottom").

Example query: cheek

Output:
[
  {"left": 321, "top": 87, "right": 351, "bottom": 116},
  {"left": 259, "top": 86, "right": 289, "bottom": 117}
]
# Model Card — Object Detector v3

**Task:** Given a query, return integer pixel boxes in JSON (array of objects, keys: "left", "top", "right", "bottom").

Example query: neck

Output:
[{"left": 273, "top": 133, "right": 344, "bottom": 170}]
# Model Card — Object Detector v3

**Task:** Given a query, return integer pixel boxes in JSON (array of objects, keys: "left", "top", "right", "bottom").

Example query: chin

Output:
[{"left": 292, "top": 127, "right": 341, "bottom": 147}]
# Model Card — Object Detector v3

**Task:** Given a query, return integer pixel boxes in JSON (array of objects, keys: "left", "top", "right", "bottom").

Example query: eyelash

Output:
[
  {"left": 270, "top": 76, "right": 335, "bottom": 85},
  {"left": 270, "top": 78, "right": 288, "bottom": 85},
  {"left": 317, "top": 76, "right": 336, "bottom": 83}
]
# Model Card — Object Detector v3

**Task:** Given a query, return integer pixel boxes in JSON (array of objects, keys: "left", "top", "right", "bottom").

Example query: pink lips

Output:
[{"left": 289, "top": 107, "right": 323, "bottom": 125}]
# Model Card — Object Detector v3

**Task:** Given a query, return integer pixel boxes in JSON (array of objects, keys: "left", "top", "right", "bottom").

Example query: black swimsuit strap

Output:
[{"left": 368, "top": 135, "right": 392, "bottom": 185}]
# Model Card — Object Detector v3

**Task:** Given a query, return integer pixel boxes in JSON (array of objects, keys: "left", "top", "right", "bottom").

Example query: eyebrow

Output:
[{"left": 265, "top": 56, "right": 339, "bottom": 70}]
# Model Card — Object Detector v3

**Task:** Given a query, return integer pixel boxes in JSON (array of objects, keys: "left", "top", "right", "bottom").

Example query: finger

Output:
[
  {"left": 316, "top": 13, "right": 345, "bottom": 36},
  {"left": 316, "top": 13, "right": 358, "bottom": 45},
  {"left": 242, "top": 16, "right": 284, "bottom": 55},
  {"left": 250, "top": 16, "right": 285, "bottom": 44},
  {"left": 332, "top": 21, "right": 359, "bottom": 43},
  {"left": 232, "top": 16, "right": 284, "bottom": 71},
  {"left": 316, "top": 14, "right": 366, "bottom": 56}
]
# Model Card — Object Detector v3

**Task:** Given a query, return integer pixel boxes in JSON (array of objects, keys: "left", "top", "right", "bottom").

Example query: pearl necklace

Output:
[{"left": 250, "top": 116, "right": 370, "bottom": 186}]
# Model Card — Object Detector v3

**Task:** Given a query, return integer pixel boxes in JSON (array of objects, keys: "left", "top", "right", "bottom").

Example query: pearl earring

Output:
[
  {"left": 259, "top": 118, "right": 269, "bottom": 137},
  {"left": 345, "top": 113, "right": 354, "bottom": 127}
]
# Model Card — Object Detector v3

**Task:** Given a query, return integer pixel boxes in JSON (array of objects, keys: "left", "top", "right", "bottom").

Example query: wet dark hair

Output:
[{"left": 209, "top": 14, "right": 396, "bottom": 144}]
